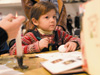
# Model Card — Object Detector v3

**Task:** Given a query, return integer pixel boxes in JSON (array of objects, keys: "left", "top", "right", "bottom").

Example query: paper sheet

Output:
[
  {"left": 37, "top": 51, "right": 83, "bottom": 74},
  {"left": 36, "top": 51, "right": 82, "bottom": 61},
  {"left": 0, "top": 65, "right": 23, "bottom": 75}
]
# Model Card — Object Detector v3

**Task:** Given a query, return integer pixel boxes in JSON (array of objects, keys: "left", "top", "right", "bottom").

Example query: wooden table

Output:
[{"left": 0, "top": 51, "right": 88, "bottom": 75}]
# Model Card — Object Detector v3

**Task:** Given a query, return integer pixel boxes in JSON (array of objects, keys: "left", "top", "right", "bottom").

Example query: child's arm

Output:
[
  {"left": 61, "top": 31, "right": 80, "bottom": 52},
  {"left": 9, "top": 32, "right": 44, "bottom": 55}
]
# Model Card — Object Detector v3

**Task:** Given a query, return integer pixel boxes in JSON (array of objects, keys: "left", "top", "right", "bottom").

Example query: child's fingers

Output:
[
  {"left": 72, "top": 46, "right": 76, "bottom": 51},
  {"left": 42, "top": 38, "right": 49, "bottom": 48},
  {"left": 65, "top": 42, "right": 77, "bottom": 52},
  {"left": 44, "top": 38, "right": 50, "bottom": 44},
  {"left": 66, "top": 44, "right": 71, "bottom": 52},
  {"left": 72, "top": 43, "right": 77, "bottom": 51},
  {"left": 43, "top": 38, "right": 49, "bottom": 41},
  {"left": 71, "top": 46, "right": 75, "bottom": 52},
  {"left": 64, "top": 43, "right": 69, "bottom": 48},
  {"left": 44, "top": 44, "right": 48, "bottom": 48}
]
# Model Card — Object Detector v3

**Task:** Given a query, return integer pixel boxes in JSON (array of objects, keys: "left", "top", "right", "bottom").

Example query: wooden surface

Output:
[{"left": 0, "top": 51, "right": 88, "bottom": 75}]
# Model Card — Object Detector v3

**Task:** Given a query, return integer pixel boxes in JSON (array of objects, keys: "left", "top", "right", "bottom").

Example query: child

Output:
[
  {"left": 21, "top": 0, "right": 67, "bottom": 31},
  {"left": 9, "top": 1, "right": 80, "bottom": 55}
]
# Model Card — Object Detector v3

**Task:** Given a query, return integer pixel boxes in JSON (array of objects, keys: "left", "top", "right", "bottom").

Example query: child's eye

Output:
[
  {"left": 53, "top": 16, "right": 57, "bottom": 19},
  {"left": 45, "top": 16, "right": 48, "bottom": 18}
]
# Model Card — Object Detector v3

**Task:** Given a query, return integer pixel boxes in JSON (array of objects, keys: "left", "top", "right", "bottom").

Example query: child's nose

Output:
[{"left": 50, "top": 17, "right": 55, "bottom": 22}]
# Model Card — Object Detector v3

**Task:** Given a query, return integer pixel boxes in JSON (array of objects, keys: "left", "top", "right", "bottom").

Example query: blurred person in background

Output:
[
  {"left": 74, "top": 12, "right": 80, "bottom": 29},
  {"left": 67, "top": 14, "right": 73, "bottom": 35}
]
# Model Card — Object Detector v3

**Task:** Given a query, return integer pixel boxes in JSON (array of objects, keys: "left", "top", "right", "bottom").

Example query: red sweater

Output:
[{"left": 9, "top": 30, "right": 80, "bottom": 55}]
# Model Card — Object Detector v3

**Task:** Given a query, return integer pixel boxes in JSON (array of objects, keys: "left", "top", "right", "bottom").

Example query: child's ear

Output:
[{"left": 31, "top": 18, "right": 38, "bottom": 26}]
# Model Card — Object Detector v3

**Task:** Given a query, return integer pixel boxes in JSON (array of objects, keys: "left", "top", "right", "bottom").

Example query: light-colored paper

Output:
[
  {"left": 37, "top": 51, "right": 83, "bottom": 74},
  {"left": 82, "top": 0, "right": 100, "bottom": 75},
  {"left": 36, "top": 51, "right": 82, "bottom": 61},
  {"left": 0, "top": 65, "right": 23, "bottom": 75}
]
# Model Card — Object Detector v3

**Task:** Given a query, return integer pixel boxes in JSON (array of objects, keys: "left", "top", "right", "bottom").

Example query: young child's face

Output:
[{"left": 36, "top": 9, "right": 57, "bottom": 31}]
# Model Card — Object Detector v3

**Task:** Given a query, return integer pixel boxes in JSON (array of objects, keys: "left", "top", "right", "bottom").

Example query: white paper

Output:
[
  {"left": 36, "top": 51, "right": 83, "bottom": 74},
  {"left": 0, "top": 65, "right": 23, "bottom": 75},
  {"left": 41, "top": 60, "right": 82, "bottom": 74},
  {"left": 82, "top": 0, "right": 100, "bottom": 75},
  {"left": 36, "top": 51, "right": 82, "bottom": 61}
]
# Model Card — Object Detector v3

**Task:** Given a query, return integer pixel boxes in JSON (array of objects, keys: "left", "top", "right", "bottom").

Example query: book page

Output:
[
  {"left": 36, "top": 51, "right": 83, "bottom": 74},
  {"left": 36, "top": 51, "right": 82, "bottom": 61}
]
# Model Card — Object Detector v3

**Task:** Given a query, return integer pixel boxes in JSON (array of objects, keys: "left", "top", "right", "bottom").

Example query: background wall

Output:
[
  {"left": 0, "top": 6, "right": 25, "bottom": 19},
  {"left": 0, "top": 1, "right": 82, "bottom": 27},
  {"left": 65, "top": 3, "right": 82, "bottom": 27}
]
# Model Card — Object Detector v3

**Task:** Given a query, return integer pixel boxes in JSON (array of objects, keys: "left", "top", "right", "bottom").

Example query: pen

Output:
[{"left": 29, "top": 56, "right": 39, "bottom": 59}]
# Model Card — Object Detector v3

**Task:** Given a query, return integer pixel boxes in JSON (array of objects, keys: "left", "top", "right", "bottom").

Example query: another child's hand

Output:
[
  {"left": 39, "top": 38, "right": 49, "bottom": 50},
  {"left": 64, "top": 42, "right": 77, "bottom": 52}
]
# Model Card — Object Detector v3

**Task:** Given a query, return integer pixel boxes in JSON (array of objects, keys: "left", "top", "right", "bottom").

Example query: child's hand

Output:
[
  {"left": 64, "top": 42, "right": 77, "bottom": 52},
  {"left": 39, "top": 38, "right": 49, "bottom": 50}
]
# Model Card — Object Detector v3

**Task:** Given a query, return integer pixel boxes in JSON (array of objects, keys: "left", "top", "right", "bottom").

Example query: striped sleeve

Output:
[
  {"left": 9, "top": 32, "right": 40, "bottom": 55},
  {"left": 58, "top": 30, "right": 81, "bottom": 50}
]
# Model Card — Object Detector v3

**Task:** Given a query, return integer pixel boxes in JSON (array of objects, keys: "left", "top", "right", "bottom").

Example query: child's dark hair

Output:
[
  {"left": 56, "top": 25, "right": 66, "bottom": 31},
  {"left": 25, "top": 1, "right": 57, "bottom": 33},
  {"left": 29, "top": 1, "right": 57, "bottom": 21}
]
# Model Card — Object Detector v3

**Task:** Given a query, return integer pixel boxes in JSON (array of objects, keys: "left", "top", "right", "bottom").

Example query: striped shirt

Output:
[{"left": 9, "top": 30, "right": 80, "bottom": 55}]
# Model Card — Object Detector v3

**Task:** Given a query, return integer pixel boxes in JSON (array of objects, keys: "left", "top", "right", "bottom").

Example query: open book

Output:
[{"left": 36, "top": 51, "right": 83, "bottom": 74}]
